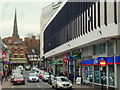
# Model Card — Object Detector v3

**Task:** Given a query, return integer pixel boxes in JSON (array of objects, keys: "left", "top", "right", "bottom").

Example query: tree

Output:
[
  {"left": 36, "top": 34, "right": 40, "bottom": 40},
  {"left": 26, "top": 33, "right": 34, "bottom": 38}
]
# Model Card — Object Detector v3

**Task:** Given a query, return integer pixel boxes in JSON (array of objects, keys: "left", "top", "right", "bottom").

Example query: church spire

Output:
[{"left": 12, "top": 9, "right": 19, "bottom": 39}]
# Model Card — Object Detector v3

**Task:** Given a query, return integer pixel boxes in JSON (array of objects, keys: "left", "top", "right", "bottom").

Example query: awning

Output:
[
  {"left": 52, "top": 58, "right": 63, "bottom": 65},
  {"left": 10, "top": 59, "right": 27, "bottom": 64}
]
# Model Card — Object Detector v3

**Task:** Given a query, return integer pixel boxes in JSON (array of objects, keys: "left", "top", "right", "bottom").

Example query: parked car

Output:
[
  {"left": 52, "top": 76, "right": 72, "bottom": 89},
  {"left": 48, "top": 74, "right": 55, "bottom": 85},
  {"left": 13, "top": 74, "right": 25, "bottom": 85},
  {"left": 27, "top": 73, "right": 39, "bottom": 82},
  {"left": 42, "top": 72, "right": 49, "bottom": 82}
]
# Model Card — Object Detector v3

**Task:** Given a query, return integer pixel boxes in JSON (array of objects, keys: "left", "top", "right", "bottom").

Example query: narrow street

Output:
[
  {"left": 11, "top": 70, "right": 52, "bottom": 89},
  {"left": 2, "top": 70, "right": 98, "bottom": 90}
]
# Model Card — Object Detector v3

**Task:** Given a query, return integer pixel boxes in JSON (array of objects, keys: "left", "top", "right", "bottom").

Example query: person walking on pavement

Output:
[
  {"left": 0, "top": 72, "right": 4, "bottom": 85},
  {"left": 4, "top": 71, "right": 8, "bottom": 81}
]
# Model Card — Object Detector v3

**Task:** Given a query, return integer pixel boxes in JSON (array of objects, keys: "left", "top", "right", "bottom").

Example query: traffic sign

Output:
[{"left": 100, "top": 60, "right": 106, "bottom": 67}]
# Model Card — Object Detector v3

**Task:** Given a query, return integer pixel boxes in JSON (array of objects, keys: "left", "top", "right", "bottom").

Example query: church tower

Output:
[{"left": 12, "top": 9, "right": 19, "bottom": 39}]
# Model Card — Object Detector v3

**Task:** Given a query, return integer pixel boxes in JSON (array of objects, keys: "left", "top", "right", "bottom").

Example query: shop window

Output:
[
  {"left": 83, "top": 66, "right": 89, "bottom": 82},
  {"left": 89, "top": 66, "right": 93, "bottom": 82},
  {"left": 94, "top": 65, "right": 100, "bottom": 83},
  {"left": 20, "top": 55, "right": 24, "bottom": 58},
  {"left": 108, "top": 65, "right": 115, "bottom": 86},
  {"left": 15, "top": 49, "right": 17, "bottom": 52},
  {"left": 93, "top": 43, "right": 106, "bottom": 55},
  {"left": 21, "top": 49, "right": 23, "bottom": 52},
  {"left": 102, "top": 67, "right": 106, "bottom": 85}
]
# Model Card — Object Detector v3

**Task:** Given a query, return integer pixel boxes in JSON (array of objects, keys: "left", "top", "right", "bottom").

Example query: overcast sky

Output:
[{"left": 0, "top": 0, "right": 56, "bottom": 39}]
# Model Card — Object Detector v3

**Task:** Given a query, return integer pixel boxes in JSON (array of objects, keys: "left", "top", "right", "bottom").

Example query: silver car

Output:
[
  {"left": 42, "top": 72, "right": 49, "bottom": 82},
  {"left": 27, "top": 73, "right": 39, "bottom": 82},
  {"left": 52, "top": 76, "right": 72, "bottom": 89}
]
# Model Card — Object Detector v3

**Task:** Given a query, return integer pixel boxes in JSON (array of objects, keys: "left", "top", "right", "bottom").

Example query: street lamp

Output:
[
  {"left": 32, "top": 49, "right": 35, "bottom": 67},
  {"left": 37, "top": 53, "right": 40, "bottom": 67}
]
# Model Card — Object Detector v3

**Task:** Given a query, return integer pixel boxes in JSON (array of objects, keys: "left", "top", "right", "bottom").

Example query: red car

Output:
[
  {"left": 39, "top": 70, "right": 45, "bottom": 79},
  {"left": 13, "top": 74, "right": 25, "bottom": 85}
]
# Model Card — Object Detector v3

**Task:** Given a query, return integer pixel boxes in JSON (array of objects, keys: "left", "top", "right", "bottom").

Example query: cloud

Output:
[{"left": 0, "top": 1, "right": 52, "bottom": 39}]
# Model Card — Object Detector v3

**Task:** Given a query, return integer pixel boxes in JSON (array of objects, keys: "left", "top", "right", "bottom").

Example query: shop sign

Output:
[
  {"left": 2, "top": 52, "right": 6, "bottom": 59},
  {"left": 72, "top": 53, "right": 81, "bottom": 60},
  {"left": 93, "top": 59, "right": 99, "bottom": 65}
]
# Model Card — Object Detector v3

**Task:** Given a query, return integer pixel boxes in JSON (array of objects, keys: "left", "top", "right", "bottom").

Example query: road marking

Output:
[{"left": 37, "top": 85, "right": 41, "bottom": 88}]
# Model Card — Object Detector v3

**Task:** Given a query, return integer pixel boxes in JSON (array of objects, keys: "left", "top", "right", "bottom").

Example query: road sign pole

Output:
[
  {"left": 100, "top": 60, "right": 106, "bottom": 90},
  {"left": 100, "top": 67, "right": 103, "bottom": 90}
]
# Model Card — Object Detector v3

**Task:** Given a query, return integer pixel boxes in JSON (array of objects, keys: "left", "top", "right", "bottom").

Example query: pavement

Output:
[
  {"left": 1, "top": 79, "right": 12, "bottom": 88},
  {"left": 1, "top": 79, "right": 102, "bottom": 90}
]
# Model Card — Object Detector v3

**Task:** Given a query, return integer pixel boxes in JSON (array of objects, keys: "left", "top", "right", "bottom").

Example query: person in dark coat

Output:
[
  {"left": 59, "top": 71, "right": 64, "bottom": 76},
  {"left": 69, "top": 73, "right": 74, "bottom": 84},
  {"left": 0, "top": 73, "right": 4, "bottom": 85}
]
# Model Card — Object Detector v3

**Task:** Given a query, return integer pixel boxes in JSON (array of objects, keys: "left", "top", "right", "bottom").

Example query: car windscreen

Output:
[
  {"left": 44, "top": 73, "right": 49, "bottom": 75},
  {"left": 13, "top": 70, "right": 21, "bottom": 73},
  {"left": 15, "top": 76, "right": 23, "bottom": 79},
  {"left": 29, "top": 73, "right": 36, "bottom": 76},
  {"left": 51, "top": 75, "right": 55, "bottom": 78},
  {"left": 57, "top": 78, "right": 69, "bottom": 82}
]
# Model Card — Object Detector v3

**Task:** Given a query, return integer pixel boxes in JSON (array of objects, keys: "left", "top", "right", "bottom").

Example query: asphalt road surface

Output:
[{"left": 11, "top": 70, "right": 54, "bottom": 90}]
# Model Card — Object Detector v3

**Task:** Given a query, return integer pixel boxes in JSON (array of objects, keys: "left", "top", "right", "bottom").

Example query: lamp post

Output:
[
  {"left": 32, "top": 49, "right": 35, "bottom": 67},
  {"left": 37, "top": 53, "right": 40, "bottom": 67}
]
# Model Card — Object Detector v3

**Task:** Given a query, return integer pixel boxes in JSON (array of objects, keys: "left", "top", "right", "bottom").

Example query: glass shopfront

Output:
[
  {"left": 82, "top": 56, "right": 117, "bottom": 87},
  {"left": 89, "top": 66, "right": 93, "bottom": 82},
  {"left": 83, "top": 66, "right": 89, "bottom": 82},
  {"left": 108, "top": 65, "right": 114, "bottom": 86},
  {"left": 94, "top": 65, "right": 100, "bottom": 83},
  {"left": 102, "top": 67, "right": 106, "bottom": 85}
]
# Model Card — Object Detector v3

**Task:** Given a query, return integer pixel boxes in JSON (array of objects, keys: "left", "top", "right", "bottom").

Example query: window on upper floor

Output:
[
  {"left": 15, "top": 49, "right": 17, "bottom": 52},
  {"left": 14, "top": 55, "right": 18, "bottom": 58},
  {"left": 21, "top": 49, "right": 23, "bottom": 52},
  {"left": 108, "top": 41, "right": 114, "bottom": 56},
  {"left": 93, "top": 43, "right": 106, "bottom": 55},
  {"left": 20, "top": 55, "right": 24, "bottom": 58}
]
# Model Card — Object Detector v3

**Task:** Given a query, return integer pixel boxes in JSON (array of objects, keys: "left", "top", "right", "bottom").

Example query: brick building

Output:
[{"left": 24, "top": 36, "right": 40, "bottom": 66}]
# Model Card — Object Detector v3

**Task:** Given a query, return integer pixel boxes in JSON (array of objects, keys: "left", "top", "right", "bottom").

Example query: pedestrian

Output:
[
  {"left": 0, "top": 72, "right": 4, "bottom": 85},
  {"left": 59, "top": 71, "right": 64, "bottom": 76},
  {"left": 76, "top": 72, "right": 79, "bottom": 79},
  {"left": 69, "top": 73, "right": 74, "bottom": 84},
  {"left": 4, "top": 71, "right": 8, "bottom": 81}
]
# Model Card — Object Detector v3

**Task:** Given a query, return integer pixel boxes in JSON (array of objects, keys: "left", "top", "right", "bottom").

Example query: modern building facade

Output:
[
  {"left": 40, "top": 1, "right": 62, "bottom": 59},
  {"left": 43, "top": 0, "right": 120, "bottom": 89}
]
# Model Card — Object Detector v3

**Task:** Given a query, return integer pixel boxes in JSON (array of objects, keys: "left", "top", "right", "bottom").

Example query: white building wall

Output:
[
  {"left": 96, "top": 2, "right": 98, "bottom": 29},
  {"left": 40, "top": 2, "right": 63, "bottom": 58},
  {"left": 107, "top": 1, "right": 114, "bottom": 24},
  {"left": 100, "top": 1, "right": 104, "bottom": 26},
  {"left": 45, "top": 23, "right": 118, "bottom": 57}
]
